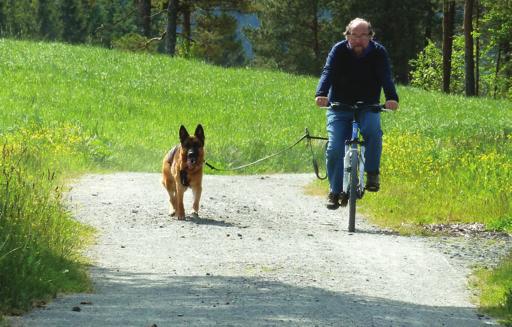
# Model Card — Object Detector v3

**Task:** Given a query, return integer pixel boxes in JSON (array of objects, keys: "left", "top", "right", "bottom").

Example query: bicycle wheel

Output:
[{"left": 348, "top": 149, "right": 359, "bottom": 232}]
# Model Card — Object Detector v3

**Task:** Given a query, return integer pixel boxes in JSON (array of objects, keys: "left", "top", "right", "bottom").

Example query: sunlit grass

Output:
[{"left": 472, "top": 257, "right": 512, "bottom": 325}]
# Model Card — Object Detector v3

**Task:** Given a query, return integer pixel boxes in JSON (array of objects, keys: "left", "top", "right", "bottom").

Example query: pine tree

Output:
[
  {"left": 61, "top": 0, "right": 87, "bottom": 43},
  {"left": 246, "top": 0, "right": 333, "bottom": 75},
  {"left": 190, "top": 12, "right": 246, "bottom": 66},
  {"left": 38, "top": 0, "right": 62, "bottom": 40}
]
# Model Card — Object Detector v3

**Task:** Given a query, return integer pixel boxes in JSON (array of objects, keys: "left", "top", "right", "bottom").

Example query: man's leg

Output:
[
  {"left": 326, "top": 110, "right": 352, "bottom": 207},
  {"left": 360, "top": 111, "right": 383, "bottom": 191}
]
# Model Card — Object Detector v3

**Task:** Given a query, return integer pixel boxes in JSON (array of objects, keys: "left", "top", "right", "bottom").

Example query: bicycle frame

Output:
[{"left": 330, "top": 102, "right": 385, "bottom": 232}]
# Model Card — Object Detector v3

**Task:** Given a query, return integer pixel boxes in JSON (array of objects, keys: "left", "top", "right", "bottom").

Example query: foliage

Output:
[
  {"left": 112, "top": 32, "right": 158, "bottom": 53},
  {"left": 189, "top": 12, "right": 246, "bottom": 66},
  {"left": 410, "top": 0, "right": 512, "bottom": 99},
  {"left": 246, "top": 0, "right": 336, "bottom": 75},
  {"left": 409, "top": 39, "right": 443, "bottom": 91},
  {"left": 60, "top": 0, "right": 87, "bottom": 43},
  {"left": 410, "top": 36, "right": 466, "bottom": 94}
]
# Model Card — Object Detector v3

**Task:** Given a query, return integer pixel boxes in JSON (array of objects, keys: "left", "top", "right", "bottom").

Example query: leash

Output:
[{"left": 205, "top": 129, "right": 328, "bottom": 180}]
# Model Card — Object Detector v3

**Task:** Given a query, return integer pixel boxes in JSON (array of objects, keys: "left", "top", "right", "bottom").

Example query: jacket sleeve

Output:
[
  {"left": 315, "top": 44, "right": 338, "bottom": 97},
  {"left": 377, "top": 47, "right": 399, "bottom": 102}
]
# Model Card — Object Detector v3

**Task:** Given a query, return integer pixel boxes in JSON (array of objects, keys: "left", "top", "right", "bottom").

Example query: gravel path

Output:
[{"left": 13, "top": 173, "right": 507, "bottom": 326}]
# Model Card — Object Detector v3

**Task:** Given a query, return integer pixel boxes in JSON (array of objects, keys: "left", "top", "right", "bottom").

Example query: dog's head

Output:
[{"left": 179, "top": 124, "right": 205, "bottom": 168}]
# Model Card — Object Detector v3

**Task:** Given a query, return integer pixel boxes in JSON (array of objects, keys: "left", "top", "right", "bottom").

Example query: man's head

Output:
[{"left": 344, "top": 18, "right": 373, "bottom": 56}]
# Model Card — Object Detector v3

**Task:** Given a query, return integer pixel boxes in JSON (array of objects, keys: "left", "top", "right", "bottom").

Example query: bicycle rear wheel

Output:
[{"left": 348, "top": 150, "right": 358, "bottom": 232}]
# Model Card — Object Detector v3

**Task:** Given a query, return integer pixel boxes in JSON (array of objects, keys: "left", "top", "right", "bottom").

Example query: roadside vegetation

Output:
[{"left": 1, "top": 40, "right": 511, "bottom": 321}]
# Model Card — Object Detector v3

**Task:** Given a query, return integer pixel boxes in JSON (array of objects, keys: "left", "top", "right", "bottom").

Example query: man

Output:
[{"left": 315, "top": 18, "right": 399, "bottom": 210}]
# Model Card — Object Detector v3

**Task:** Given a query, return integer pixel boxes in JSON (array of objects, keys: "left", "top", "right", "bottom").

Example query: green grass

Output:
[
  {"left": 0, "top": 39, "right": 511, "bottom": 319},
  {"left": 472, "top": 257, "right": 512, "bottom": 325},
  {"left": 362, "top": 89, "right": 512, "bottom": 233}
]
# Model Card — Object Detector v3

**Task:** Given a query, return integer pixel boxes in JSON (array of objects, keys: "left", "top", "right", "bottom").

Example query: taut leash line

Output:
[{"left": 205, "top": 129, "right": 328, "bottom": 180}]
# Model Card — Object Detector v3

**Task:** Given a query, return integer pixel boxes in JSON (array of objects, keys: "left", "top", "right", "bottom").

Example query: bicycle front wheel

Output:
[{"left": 348, "top": 150, "right": 358, "bottom": 232}]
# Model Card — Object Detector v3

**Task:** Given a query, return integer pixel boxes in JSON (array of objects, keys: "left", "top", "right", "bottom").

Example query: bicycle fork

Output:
[{"left": 342, "top": 121, "right": 366, "bottom": 198}]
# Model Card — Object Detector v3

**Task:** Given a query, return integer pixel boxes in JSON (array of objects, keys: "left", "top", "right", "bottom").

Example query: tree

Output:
[
  {"left": 61, "top": 0, "right": 87, "bottom": 43},
  {"left": 190, "top": 12, "right": 245, "bottom": 66},
  {"left": 480, "top": 0, "right": 512, "bottom": 98},
  {"left": 348, "top": 0, "right": 434, "bottom": 83},
  {"left": 165, "top": 0, "right": 178, "bottom": 55},
  {"left": 464, "top": 0, "right": 476, "bottom": 96},
  {"left": 38, "top": 0, "right": 62, "bottom": 40},
  {"left": 442, "top": 0, "right": 456, "bottom": 93},
  {"left": 246, "top": 0, "right": 333, "bottom": 75},
  {"left": 135, "top": 0, "right": 152, "bottom": 37},
  {"left": 0, "top": 1, "right": 6, "bottom": 36},
  {"left": 163, "top": 0, "right": 252, "bottom": 57}
]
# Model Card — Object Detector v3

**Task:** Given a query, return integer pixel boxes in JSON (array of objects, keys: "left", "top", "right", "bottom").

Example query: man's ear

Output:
[
  {"left": 194, "top": 124, "right": 205, "bottom": 146},
  {"left": 179, "top": 125, "right": 189, "bottom": 144}
]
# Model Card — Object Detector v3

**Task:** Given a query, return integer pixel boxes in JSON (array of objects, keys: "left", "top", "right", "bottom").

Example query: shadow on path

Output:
[{"left": 19, "top": 267, "right": 492, "bottom": 327}]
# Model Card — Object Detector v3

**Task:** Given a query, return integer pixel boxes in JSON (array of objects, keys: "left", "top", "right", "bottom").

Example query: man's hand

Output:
[
  {"left": 385, "top": 100, "right": 399, "bottom": 110},
  {"left": 315, "top": 96, "right": 329, "bottom": 107}
]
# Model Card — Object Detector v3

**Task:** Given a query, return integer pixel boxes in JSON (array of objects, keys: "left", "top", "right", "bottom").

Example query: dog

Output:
[{"left": 162, "top": 124, "right": 205, "bottom": 220}]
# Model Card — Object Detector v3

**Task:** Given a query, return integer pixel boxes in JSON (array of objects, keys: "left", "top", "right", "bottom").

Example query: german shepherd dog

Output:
[{"left": 162, "top": 124, "right": 205, "bottom": 220}]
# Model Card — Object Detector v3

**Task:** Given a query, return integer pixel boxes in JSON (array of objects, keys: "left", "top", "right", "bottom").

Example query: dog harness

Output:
[{"left": 167, "top": 145, "right": 190, "bottom": 187}]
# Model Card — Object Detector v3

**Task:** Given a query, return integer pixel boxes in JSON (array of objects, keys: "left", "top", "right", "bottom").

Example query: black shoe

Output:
[
  {"left": 339, "top": 192, "right": 349, "bottom": 207},
  {"left": 326, "top": 193, "right": 340, "bottom": 210},
  {"left": 366, "top": 172, "right": 380, "bottom": 192}
]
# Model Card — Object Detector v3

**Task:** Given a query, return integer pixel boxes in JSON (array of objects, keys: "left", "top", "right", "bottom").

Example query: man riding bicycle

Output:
[{"left": 315, "top": 18, "right": 399, "bottom": 210}]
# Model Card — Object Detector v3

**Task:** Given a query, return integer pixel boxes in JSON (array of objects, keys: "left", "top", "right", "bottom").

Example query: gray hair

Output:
[{"left": 343, "top": 18, "right": 374, "bottom": 38}]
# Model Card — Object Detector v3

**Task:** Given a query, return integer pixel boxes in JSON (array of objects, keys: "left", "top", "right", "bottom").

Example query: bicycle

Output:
[{"left": 327, "top": 102, "right": 392, "bottom": 232}]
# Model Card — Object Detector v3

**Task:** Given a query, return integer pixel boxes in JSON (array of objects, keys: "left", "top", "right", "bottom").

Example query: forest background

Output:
[{"left": 1, "top": 0, "right": 511, "bottom": 99}]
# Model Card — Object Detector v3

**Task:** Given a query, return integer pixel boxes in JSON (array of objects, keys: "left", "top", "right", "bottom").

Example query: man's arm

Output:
[
  {"left": 315, "top": 44, "right": 339, "bottom": 104},
  {"left": 376, "top": 46, "right": 399, "bottom": 109}
]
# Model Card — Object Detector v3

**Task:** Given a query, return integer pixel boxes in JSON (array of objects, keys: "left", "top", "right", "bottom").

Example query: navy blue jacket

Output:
[{"left": 315, "top": 40, "right": 399, "bottom": 105}]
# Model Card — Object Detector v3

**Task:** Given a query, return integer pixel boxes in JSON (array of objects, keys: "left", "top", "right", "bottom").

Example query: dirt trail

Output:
[{"left": 13, "top": 173, "right": 498, "bottom": 326}]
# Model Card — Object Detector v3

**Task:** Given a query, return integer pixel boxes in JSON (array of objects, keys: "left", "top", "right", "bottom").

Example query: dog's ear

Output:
[
  {"left": 194, "top": 124, "right": 205, "bottom": 145},
  {"left": 179, "top": 125, "right": 189, "bottom": 144}
]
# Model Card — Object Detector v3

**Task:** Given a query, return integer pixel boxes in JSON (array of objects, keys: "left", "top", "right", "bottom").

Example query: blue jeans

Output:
[{"left": 326, "top": 109, "right": 383, "bottom": 194}]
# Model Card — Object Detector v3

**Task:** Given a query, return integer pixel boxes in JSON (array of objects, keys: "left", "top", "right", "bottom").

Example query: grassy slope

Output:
[{"left": 1, "top": 39, "right": 511, "bottom": 319}]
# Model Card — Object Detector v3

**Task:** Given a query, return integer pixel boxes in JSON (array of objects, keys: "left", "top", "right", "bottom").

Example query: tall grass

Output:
[
  {"left": 0, "top": 39, "right": 323, "bottom": 173},
  {"left": 362, "top": 89, "right": 512, "bottom": 232},
  {"left": 0, "top": 136, "right": 94, "bottom": 313},
  {"left": 0, "top": 39, "right": 511, "bottom": 316}
]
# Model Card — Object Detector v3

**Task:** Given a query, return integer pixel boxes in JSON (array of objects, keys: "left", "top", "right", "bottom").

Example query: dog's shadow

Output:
[{"left": 184, "top": 214, "right": 237, "bottom": 227}]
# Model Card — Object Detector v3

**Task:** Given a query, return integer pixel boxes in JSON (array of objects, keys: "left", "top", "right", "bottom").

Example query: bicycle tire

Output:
[{"left": 348, "top": 149, "right": 358, "bottom": 232}]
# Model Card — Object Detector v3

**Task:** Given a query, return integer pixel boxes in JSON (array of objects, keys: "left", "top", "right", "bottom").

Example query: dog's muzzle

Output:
[{"left": 187, "top": 149, "right": 198, "bottom": 166}]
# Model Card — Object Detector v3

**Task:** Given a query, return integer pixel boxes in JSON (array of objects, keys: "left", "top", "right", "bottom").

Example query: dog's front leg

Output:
[
  {"left": 192, "top": 185, "right": 202, "bottom": 217},
  {"left": 176, "top": 184, "right": 186, "bottom": 220}
]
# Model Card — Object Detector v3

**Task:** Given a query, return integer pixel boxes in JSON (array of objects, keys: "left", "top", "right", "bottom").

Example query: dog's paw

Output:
[
  {"left": 177, "top": 216, "right": 185, "bottom": 220},
  {"left": 190, "top": 212, "right": 199, "bottom": 219},
  {"left": 169, "top": 211, "right": 176, "bottom": 217}
]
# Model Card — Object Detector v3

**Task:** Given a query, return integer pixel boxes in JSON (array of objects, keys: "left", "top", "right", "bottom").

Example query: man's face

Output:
[{"left": 347, "top": 23, "right": 370, "bottom": 56}]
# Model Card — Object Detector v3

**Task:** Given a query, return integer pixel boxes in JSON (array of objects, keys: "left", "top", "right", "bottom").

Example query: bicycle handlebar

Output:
[{"left": 321, "top": 102, "right": 391, "bottom": 112}]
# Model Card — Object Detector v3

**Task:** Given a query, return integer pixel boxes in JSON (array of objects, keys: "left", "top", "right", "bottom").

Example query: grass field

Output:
[{"left": 1, "top": 39, "right": 511, "bottom": 320}]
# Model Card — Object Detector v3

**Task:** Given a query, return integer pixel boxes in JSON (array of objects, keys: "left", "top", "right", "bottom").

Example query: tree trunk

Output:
[
  {"left": 474, "top": 0, "right": 480, "bottom": 96},
  {"left": 166, "top": 0, "right": 178, "bottom": 56},
  {"left": 494, "top": 46, "right": 502, "bottom": 98},
  {"left": 312, "top": 0, "right": 320, "bottom": 74},
  {"left": 424, "top": 1, "right": 434, "bottom": 46},
  {"left": 442, "top": 0, "right": 455, "bottom": 93},
  {"left": 182, "top": 4, "right": 191, "bottom": 54},
  {"left": 464, "top": 0, "right": 476, "bottom": 96},
  {"left": 136, "top": 0, "right": 152, "bottom": 38}
]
